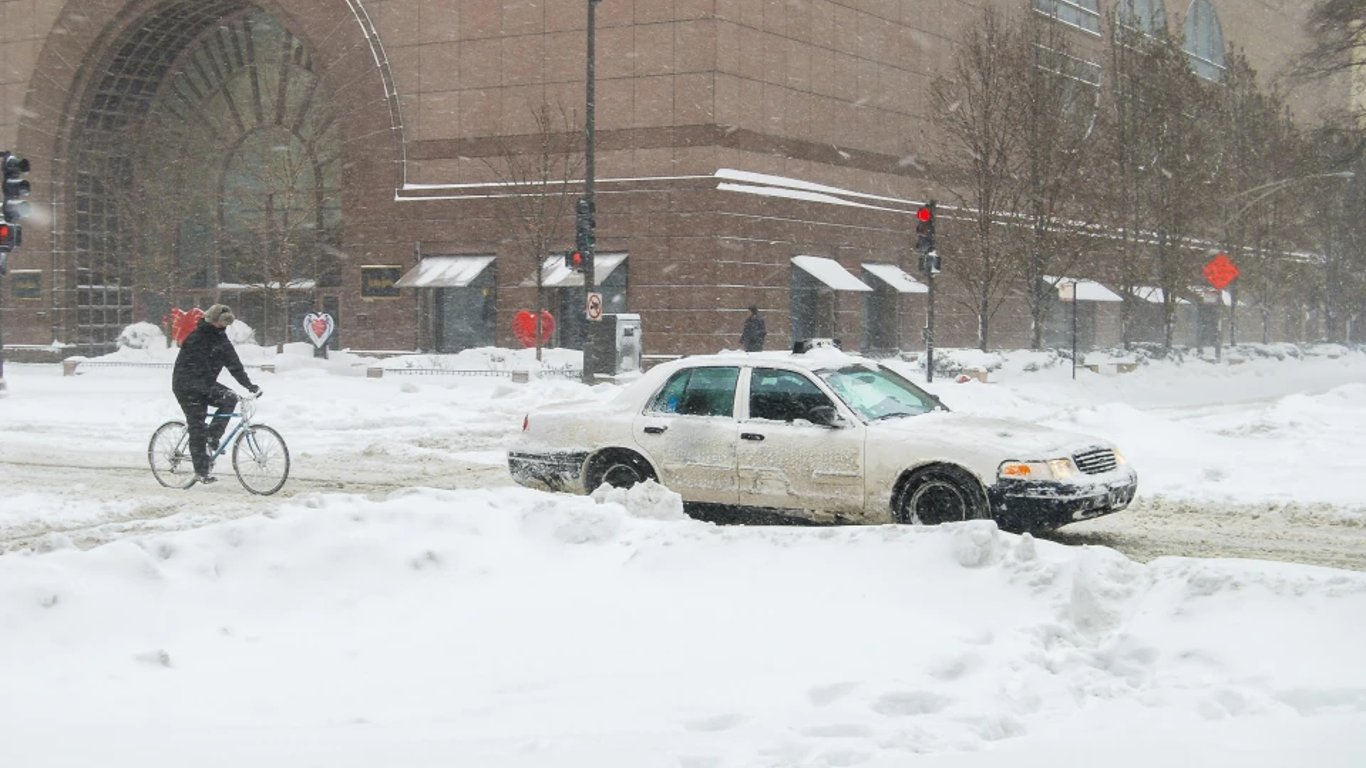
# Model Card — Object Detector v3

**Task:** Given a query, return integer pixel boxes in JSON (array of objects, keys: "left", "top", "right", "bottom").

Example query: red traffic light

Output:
[
  {"left": 916, "top": 206, "right": 932, "bottom": 222},
  {"left": 564, "top": 250, "right": 585, "bottom": 272}
]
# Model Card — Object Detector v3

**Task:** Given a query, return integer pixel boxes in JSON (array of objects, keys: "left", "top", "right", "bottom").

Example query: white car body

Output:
[{"left": 509, "top": 346, "right": 1137, "bottom": 531}]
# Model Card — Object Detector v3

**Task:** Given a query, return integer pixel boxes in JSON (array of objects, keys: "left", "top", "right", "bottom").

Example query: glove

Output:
[{"left": 249, "top": 385, "right": 262, "bottom": 397}]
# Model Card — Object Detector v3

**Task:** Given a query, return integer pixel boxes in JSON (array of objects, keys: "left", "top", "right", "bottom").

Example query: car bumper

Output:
[
  {"left": 507, "top": 450, "right": 589, "bottom": 492},
  {"left": 988, "top": 469, "right": 1138, "bottom": 532}
]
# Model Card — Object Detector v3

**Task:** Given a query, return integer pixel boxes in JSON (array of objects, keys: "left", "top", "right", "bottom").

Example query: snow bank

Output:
[{"left": 1, "top": 490, "right": 1363, "bottom": 767}]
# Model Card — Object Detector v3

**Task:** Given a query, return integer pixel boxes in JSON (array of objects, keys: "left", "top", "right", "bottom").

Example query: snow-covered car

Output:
[{"left": 508, "top": 344, "right": 1137, "bottom": 532}]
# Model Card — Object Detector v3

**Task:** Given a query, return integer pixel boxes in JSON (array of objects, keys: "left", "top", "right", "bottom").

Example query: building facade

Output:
[{"left": 0, "top": 0, "right": 1346, "bottom": 357}]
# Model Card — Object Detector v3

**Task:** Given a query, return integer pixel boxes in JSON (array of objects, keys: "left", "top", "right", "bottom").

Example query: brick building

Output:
[{"left": 0, "top": 0, "right": 1347, "bottom": 357}]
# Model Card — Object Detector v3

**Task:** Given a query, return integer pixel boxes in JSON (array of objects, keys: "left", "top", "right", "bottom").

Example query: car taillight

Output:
[{"left": 522, "top": 415, "right": 529, "bottom": 431}]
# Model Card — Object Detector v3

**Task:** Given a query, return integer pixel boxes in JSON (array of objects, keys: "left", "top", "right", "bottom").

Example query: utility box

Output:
[{"left": 587, "top": 313, "right": 642, "bottom": 376}]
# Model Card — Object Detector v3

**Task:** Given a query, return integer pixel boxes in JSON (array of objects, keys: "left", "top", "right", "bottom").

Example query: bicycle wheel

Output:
[
  {"left": 232, "top": 424, "right": 290, "bottom": 495},
  {"left": 148, "top": 421, "right": 198, "bottom": 489}
]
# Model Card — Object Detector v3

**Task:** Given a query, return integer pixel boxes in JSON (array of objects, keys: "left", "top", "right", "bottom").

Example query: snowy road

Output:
[
  {"left": 4, "top": 347, "right": 1365, "bottom": 571},
  {"left": 5, "top": 450, "right": 1364, "bottom": 570}
]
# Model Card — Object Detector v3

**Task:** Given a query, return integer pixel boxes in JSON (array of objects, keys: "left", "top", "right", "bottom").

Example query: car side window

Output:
[
  {"left": 648, "top": 367, "right": 740, "bottom": 417},
  {"left": 749, "top": 368, "right": 833, "bottom": 423}
]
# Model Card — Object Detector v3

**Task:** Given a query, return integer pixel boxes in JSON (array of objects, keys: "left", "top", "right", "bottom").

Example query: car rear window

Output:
[{"left": 648, "top": 367, "right": 740, "bottom": 417}]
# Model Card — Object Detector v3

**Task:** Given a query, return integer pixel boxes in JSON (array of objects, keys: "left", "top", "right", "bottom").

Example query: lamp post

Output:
[{"left": 580, "top": 0, "right": 601, "bottom": 384}]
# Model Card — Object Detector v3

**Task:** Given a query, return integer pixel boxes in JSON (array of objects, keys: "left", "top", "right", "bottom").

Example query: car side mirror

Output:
[{"left": 807, "top": 404, "right": 846, "bottom": 428}]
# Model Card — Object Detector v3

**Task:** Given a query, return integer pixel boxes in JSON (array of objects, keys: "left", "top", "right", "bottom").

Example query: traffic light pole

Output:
[
  {"left": 580, "top": 0, "right": 601, "bottom": 384},
  {"left": 924, "top": 267, "right": 935, "bottom": 384}
]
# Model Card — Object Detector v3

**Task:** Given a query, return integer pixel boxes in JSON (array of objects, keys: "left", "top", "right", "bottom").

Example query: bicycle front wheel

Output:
[
  {"left": 149, "top": 421, "right": 197, "bottom": 489},
  {"left": 232, "top": 424, "right": 290, "bottom": 495}
]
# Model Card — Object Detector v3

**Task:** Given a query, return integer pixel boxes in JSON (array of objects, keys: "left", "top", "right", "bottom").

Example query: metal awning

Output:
[
  {"left": 522, "top": 252, "right": 628, "bottom": 288},
  {"left": 862, "top": 263, "right": 928, "bottom": 294},
  {"left": 393, "top": 255, "right": 495, "bottom": 288},
  {"left": 791, "top": 255, "right": 873, "bottom": 292},
  {"left": 1044, "top": 275, "right": 1123, "bottom": 302}
]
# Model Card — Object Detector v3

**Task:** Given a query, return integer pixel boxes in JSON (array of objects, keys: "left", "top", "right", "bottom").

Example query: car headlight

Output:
[
  {"left": 999, "top": 458, "right": 1077, "bottom": 481},
  {"left": 1112, "top": 448, "right": 1128, "bottom": 465}
]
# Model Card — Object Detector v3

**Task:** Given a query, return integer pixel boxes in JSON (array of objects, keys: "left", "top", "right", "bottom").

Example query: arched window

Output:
[
  {"left": 1183, "top": 0, "right": 1226, "bottom": 81},
  {"left": 1117, "top": 0, "right": 1167, "bottom": 35}
]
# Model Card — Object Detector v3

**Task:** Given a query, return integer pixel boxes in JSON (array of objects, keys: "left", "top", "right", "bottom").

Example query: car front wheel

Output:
[{"left": 896, "top": 466, "right": 988, "bottom": 526}]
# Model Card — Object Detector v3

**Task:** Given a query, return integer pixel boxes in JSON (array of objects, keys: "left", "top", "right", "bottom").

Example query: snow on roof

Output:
[
  {"left": 791, "top": 256, "right": 873, "bottom": 292},
  {"left": 393, "top": 255, "right": 495, "bottom": 288},
  {"left": 1044, "top": 275, "right": 1123, "bottom": 302},
  {"left": 862, "top": 263, "right": 928, "bottom": 294}
]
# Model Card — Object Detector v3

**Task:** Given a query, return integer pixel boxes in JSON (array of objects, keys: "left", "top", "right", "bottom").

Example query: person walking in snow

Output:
[
  {"left": 740, "top": 305, "right": 767, "bottom": 352},
  {"left": 171, "top": 304, "right": 261, "bottom": 484}
]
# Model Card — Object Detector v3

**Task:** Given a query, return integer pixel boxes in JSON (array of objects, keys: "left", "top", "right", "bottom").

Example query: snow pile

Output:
[
  {"left": 116, "top": 321, "right": 167, "bottom": 350},
  {"left": 1, "top": 491, "right": 1363, "bottom": 767}
]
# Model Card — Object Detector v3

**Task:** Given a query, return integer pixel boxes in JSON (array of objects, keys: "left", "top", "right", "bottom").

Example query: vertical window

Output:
[
  {"left": 1183, "top": 0, "right": 1226, "bottom": 81},
  {"left": 1031, "top": 0, "right": 1101, "bottom": 35},
  {"left": 1117, "top": 0, "right": 1167, "bottom": 35}
]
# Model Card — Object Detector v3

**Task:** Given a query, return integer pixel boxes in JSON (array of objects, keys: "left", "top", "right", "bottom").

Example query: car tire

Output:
[
  {"left": 587, "top": 451, "right": 657, "bottom": 491},
  {"left": 896, "top": 465, "right": 988, "bottom": 526}
]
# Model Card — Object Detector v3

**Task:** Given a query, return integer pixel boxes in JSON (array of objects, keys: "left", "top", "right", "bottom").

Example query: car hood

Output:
[{"left": 870, "top": 412, "right": 1112, "bottom": 459}]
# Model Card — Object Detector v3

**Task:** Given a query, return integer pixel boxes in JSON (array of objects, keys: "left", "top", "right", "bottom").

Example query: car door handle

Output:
[
  {"left": 741, "top": 432, "right": 765, "bottom": 441},
  {"left": 643, "top": 425, "right": 667, "bottom": 434}
]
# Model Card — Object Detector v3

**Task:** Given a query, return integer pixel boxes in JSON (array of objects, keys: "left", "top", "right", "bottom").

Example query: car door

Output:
[
  {"left": 632, "top": 366, "right": 740, "bottom": 505},
  {"left": 737, "top": 367, "right": 866, "bottom": 518}
]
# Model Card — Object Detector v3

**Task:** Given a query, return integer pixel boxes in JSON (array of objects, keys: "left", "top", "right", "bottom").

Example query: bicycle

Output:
[{"left": 147, "top": 393, "right": 291, "bottom": 495}]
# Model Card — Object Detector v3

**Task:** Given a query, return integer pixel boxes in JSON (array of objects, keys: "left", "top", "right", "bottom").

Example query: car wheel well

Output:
[
  {"left": 891, "top": 463, "right": 990, "bottom": 525},
  {"left": 585, "top": 448, "right": 657, "bottom": 491}
]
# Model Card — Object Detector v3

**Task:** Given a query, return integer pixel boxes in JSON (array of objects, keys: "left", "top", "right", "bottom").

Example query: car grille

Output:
[{"left": 1073, "top": 447, "right": 1117, "bottom": 475}]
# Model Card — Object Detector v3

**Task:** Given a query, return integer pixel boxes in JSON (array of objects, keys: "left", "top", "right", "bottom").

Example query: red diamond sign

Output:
[{"left": 1203, "top": 253, "right": 1239, "bottom": 291}]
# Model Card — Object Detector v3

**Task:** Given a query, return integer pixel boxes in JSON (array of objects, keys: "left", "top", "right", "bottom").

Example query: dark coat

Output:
[
  {"left": 172, "top": 319, "right": 254, "bottom": 399},
  {"left": 740, "top": 313, "right": 767, "bottom": 352}
]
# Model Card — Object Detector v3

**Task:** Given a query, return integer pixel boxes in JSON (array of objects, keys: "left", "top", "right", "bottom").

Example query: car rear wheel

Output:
[
  {"left": 897, "top": 466, "right": 988, "bottom": 526},
  {"left": 587, "top": 451, "right": 657, "bottom": 491}
]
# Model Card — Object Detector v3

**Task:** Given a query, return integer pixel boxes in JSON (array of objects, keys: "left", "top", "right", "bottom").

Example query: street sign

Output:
[
  {"left": 1203, "top": 253, "right": 1239, "bottom": 291},
  {"left": 586, "top": 292, "right": 604, "bottom": 321}
]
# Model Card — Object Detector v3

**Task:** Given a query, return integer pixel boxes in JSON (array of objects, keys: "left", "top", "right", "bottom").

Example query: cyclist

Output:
[{"left": 171, "top": 304, "right": 261, "bottom": 485}]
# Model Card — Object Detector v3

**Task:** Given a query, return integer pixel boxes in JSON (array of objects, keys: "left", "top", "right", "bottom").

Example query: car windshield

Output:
[{"left": 816, "top": 365, "right": 943, "bottom": 421}]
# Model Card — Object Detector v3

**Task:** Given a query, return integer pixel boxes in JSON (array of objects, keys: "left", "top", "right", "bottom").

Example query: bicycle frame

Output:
[{"left": 205, "top": 395, "right": 256, "bottom": 461}]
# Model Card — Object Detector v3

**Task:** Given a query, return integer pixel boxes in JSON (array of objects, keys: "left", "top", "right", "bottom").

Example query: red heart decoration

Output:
[
  {"left": 511, "top": 310, "right": 556, "bottom": 348},
  {"left": 311, "top": 317, "right": 329, "bottom": 337},
  {"left": 171, "top": 307, "right": 204, "bottom": 344}
]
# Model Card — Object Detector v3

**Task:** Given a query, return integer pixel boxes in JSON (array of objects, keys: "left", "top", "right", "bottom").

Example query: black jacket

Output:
[
  {"left": 172, "top": 319, "right": 254, "bottom": 398},
  {"left": 740, "top": 314, "right": 767, "bottom": 351}
]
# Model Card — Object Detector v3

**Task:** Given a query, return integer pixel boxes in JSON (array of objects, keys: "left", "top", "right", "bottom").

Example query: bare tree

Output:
[
  {"left": 220, "top": 137, "right": 338, "bottom": 351},
  {"left": 1014, "top": 13, "right": 1102, "bottom": 349},
  {"left": 927, "top": 8, "right": 1027, "bottom": 351},
  {"left": 482, "top": 103, "right": 584, "bottom": 361}
]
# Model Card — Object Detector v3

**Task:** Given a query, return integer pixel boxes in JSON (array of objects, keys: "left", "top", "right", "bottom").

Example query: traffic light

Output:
[
  {"left": 1, "top": 151, "right": 30, "bottom": 256},
  {"left": 914, "top": 201, "right": 935, "bottom": 255},
  {"left": 574, "top": 197, "right": 595, "bottom": 255},
  {"left": 565, "top": 249, "right": 585, "bottom": 272}
]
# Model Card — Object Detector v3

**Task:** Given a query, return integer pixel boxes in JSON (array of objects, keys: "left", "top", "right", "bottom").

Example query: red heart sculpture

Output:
[
  {"left": 171, "top": 307, "right": 204, "bottom": 344},
  {"left": 511, "top": 310, "right": 556, "bottom": 348}
]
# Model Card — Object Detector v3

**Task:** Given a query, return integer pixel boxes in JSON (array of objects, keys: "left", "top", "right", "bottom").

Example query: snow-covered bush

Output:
[{"left": 116, "top": 322, "right": 166, "bottom": 350}]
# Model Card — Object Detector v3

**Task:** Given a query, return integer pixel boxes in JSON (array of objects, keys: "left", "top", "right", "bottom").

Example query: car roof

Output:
[{"left": 655, "top": 346, "right": 875, "bottom": 374}]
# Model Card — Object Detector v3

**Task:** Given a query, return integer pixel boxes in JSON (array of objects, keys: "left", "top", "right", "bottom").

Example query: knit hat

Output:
[{"left": 205, "top": 304, "right": 236, "bottom": 325}]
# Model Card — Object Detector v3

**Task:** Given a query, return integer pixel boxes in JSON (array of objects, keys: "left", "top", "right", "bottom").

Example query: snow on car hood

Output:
[{"left": 871, "top": 411, "right": 1114, "bottom": 460}]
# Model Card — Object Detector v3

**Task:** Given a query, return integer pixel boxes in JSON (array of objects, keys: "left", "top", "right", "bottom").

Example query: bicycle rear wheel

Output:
[
  {"left": 148, "top": 421, "right": 197, "bottom": 489},
  {"left": 232, "top": 424, "right": 290, "bottom": 495}
]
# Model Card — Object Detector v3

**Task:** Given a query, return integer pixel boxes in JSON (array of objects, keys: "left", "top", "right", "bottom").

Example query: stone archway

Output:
[{"left": 62, "top": 0, "right": 342, "bottom": 349}]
